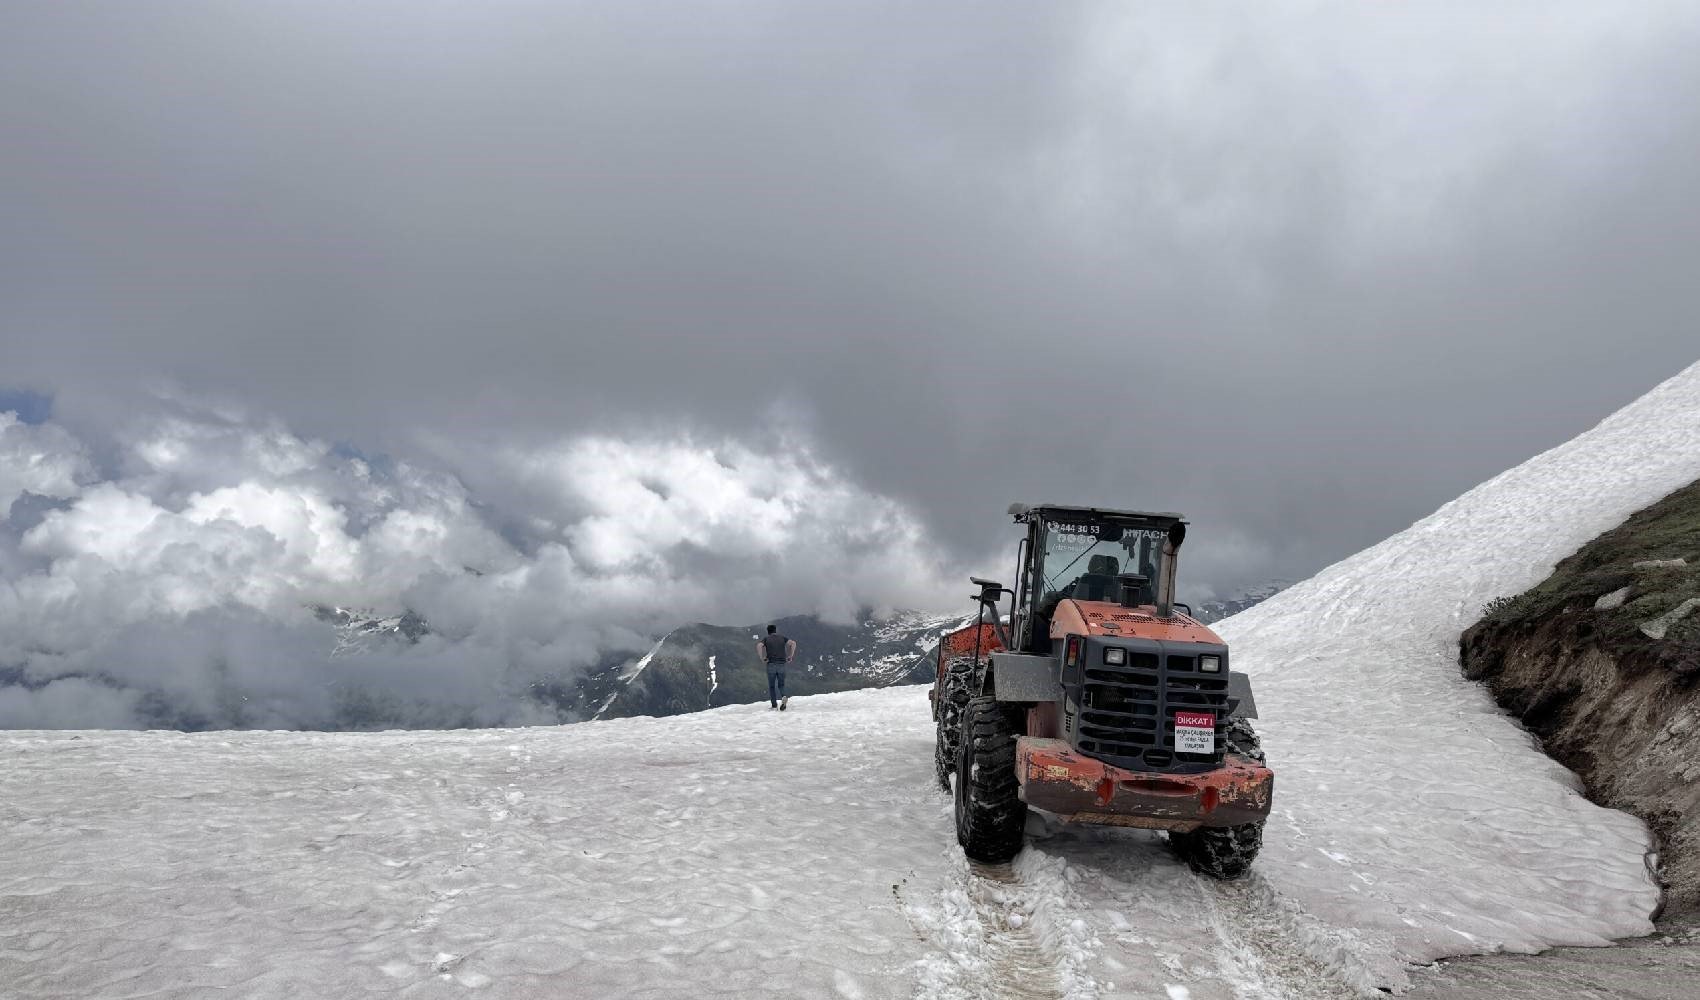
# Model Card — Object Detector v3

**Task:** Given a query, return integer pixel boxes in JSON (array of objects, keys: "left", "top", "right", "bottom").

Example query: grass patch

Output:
[
  {"left": 1492, "top": 482, "right": 1700, "bottom": 620},
  {"left": 1466, "top": 478, "right": 1700, "bottom": 662}
]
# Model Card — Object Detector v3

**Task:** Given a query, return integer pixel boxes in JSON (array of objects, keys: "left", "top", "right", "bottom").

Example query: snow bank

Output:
[{"left": 1218, "top": 359, "right": 1700, "bottom": 982}]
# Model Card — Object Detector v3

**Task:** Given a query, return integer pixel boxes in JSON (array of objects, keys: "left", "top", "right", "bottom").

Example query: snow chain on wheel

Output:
[
  {"left": 1225, "top": 717, "right": 1264, "bottom": 763},
  {"left": 1169, "top": 822, "right": 1263, "bottom": 880},
  {"left": 1169, "top": 716, "right": 1265, "bottom": 879},
  {"left": 954, "top": 695, "right": 1028, "bottom": 862},
  {"left": 933, "top": 656, "right": 975, "bottom": 792}
]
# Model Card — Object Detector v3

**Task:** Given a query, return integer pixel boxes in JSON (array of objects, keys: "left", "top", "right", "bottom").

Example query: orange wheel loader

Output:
[{"left": 928, "top": 504, "right": 1273, "bottom": 878}]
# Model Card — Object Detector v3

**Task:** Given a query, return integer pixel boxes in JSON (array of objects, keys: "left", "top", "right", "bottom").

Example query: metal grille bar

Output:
[{"left": 1074, "top": 640, "right": 1230, "bottom": 773}]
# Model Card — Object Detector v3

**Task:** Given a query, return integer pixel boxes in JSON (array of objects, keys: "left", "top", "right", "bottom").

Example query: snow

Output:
[
  {"left": 836, "top": 611, "right": 974, "bottom": 683},
  {"left": 324, "top": 607, "right": 409, "bottom": 658},
  {"left": 593, "top": 631, "right": 675, "bottom": 720},
  {"left": 3, "top": 687, "right": 1366, "bottom": 999},
  {"left": 3, "top": 362, "right": 1700, "bottom": 998},
  {"left": 620, "top": 632, "right": 672, "bottom": 683},
  {"left": 1214, "top": 359, "right": 1700, "bottom": 984}
]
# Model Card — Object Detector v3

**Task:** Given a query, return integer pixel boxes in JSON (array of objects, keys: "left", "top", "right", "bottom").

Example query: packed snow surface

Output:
[
  {"left": 1210, "top": 361, "right": 1700, "bottom": 984},
  {"left": 4, "top": 363, "right": 1700, "bottom": 998},
  {"left": 0, "top": 693, "right": 1359, "bottom": 1000}
]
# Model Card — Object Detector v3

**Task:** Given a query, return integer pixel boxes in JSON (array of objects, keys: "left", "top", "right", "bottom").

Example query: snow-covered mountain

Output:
[
  {"left": 1189, "top": 580, "right": 1292, "bottom": 624},
  {"left": 313, "top": 605, "right": 431, "bottom": 657},
  {"left": 5, "top": 362, "right": 1699, "bottom": 1000},
  {"left": 304, "top": 577, "right": 1290, "bottom": 725},
  {"left": 308, "top": 585, "right": 1286, "bottom": 725},
  {"left": 306, "top": 605, "right": 969, "bottom": 723},
  {"left": 578, "top": 609, "right": 970, "bottom": 720}
]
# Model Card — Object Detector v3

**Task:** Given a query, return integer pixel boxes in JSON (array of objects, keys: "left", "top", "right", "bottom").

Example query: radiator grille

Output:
[{"left": 1076, "top": 650, "right": 1229, "bottom": 772}]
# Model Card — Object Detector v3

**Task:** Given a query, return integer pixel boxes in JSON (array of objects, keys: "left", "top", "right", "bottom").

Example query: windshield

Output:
[{"left": 1037, "top": 523, "right": 1168, "bottom": 605}]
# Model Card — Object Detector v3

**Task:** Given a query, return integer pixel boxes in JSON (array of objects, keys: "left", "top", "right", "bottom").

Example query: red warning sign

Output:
[{"left": 1174, "top": 711, "right": 1215, "bottom": 754}]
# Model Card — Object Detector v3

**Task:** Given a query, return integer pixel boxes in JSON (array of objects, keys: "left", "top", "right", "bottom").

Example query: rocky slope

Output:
[
  {"left": 1460, "top": 479, "right": 1700, "bottom": 916},
  {"left": 582, "top": 611, "right": 971, "bottom": 720},
  {"left": 251, "top": 582, "right": 1293, "bottom": 728},
  {"left": 583, "top": 580, "right": 1290, "bottom": 720},
  {"left": 314, "top": 605, "right": 968, "bottom": 722},
  {"left": 312, "top": 578, "right": 1294, "bottom": 726}
]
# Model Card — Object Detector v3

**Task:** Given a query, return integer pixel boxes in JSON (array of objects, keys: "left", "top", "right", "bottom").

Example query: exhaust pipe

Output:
[{"left": 1156, "top": 522, "right": 1186, "bottom": 618}]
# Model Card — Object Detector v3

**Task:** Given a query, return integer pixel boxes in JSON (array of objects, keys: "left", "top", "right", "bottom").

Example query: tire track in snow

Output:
[
  {"left": 949, "top": 822, "right": 1377, "bottom": 998},
  {"left": 906, "top": 850, "right": 1099, "bottom": 1000},
  {"left": 966, "top": 861, "right": 1067, "bottom": 1000},
  {"left": 1201, "top": 873, "right": 1375, "bottom": 999}
]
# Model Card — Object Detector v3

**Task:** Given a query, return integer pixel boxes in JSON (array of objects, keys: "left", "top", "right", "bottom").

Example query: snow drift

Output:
[
  {"left": 4, "top": 362, "right": 1700, "bottom": 999},
  {"left": 1216, "top": 359, "right": 1700, "bottom": 982}
]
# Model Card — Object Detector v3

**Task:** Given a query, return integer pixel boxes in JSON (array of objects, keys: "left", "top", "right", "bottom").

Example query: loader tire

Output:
[
  {"left": 933, "top": 657, "right": 974, "bottom": 792},
  {"left": 1170, "top": 821, "right": 1263, "bottom": 880},
  {"left": 1225, "top": 717, "right": 1264, "bottom": 763},
  {"left": 954, "top": 695, "right": 1028, "bottom": 863}
]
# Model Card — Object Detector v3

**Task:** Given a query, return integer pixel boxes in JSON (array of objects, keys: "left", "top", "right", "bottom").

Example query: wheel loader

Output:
[{"left": 929, "top": 504, "right": 1273, "bottom": 878}]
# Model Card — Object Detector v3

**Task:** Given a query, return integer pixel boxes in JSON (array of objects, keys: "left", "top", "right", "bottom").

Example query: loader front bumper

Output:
[{"left": 1014, "top": 737, "right": 1273, "bottom": 832}]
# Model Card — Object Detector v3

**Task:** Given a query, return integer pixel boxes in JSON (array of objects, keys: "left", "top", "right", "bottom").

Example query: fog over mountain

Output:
[
  {"left": 0, "top": 401, "right": 955, "bottom": 729},
  {"left": 3, "top": 3, "right": 1699, "bottom": 727}
]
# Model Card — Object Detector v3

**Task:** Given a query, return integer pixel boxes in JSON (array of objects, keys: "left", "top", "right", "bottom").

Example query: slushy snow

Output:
[
  {"left": 4, "top": 363, "right": 1700, "bottom": 998},
  {"left": 1215, "top": 360, "right": 1700, "bottom": 986}
]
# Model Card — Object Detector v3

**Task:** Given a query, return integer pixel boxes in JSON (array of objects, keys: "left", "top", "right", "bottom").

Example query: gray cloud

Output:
[
  {"left": 0, "top": 400, "right": 956, "bottom": 728},
  {"left": 4, "top": 1, "right": 1700, "bottom": 661}
]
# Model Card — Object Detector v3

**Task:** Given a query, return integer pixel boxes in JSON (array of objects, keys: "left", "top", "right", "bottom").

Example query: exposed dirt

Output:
[{"left": 1460, "top": 479, "right": 1700, "bottom": 917}]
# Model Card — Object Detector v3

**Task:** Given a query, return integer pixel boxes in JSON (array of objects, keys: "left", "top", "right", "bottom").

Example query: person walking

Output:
[{"left": 756, "top": 624, "right": 796, "bottom": 710}]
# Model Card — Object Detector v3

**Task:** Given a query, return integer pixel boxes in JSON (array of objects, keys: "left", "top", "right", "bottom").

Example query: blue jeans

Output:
[{"left": 767, "top": 667, "right": 786, "bottom": 705}]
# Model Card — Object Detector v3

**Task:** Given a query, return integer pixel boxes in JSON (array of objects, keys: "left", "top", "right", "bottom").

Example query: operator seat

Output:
[{"left": 1070, "top": 554, "right": 1121, "bottom": 602}]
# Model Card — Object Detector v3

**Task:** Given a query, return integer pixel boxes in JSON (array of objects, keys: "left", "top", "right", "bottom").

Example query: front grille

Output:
[{"left": 1075, "top": 646, "right": 1229, "bottom": 773}]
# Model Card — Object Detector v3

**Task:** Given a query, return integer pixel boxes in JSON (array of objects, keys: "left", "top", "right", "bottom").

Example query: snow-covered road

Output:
[{"left": 2, "top": 690, "right": 1371, "bottom": 1000}]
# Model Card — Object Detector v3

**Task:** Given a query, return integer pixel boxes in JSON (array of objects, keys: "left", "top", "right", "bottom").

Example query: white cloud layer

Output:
[
  {"left": 0, "top": 400, "right": 956, "bottom": 730},
  {"left": 0, "top": 411, "right": 92, "bottom": 517}
]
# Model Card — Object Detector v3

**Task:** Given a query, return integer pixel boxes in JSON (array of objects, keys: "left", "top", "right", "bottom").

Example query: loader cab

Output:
[{"left": 1007, "top": 504, "right": 1188, "bottom": 655}]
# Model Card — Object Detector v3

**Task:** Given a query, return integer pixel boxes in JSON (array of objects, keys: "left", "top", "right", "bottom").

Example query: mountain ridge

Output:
[{"left": 310, "top": 582, "right": 1294, "bottom": 726}]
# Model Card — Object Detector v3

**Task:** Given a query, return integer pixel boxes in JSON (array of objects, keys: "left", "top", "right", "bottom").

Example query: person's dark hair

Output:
[{"left": 766, "top": 624, "right": 777, "bottom": 634}]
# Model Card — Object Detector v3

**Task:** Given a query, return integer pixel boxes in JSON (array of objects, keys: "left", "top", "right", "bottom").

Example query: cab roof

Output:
[{"left": 1008, "top": 503, "right": 1186, "bottom": 525}]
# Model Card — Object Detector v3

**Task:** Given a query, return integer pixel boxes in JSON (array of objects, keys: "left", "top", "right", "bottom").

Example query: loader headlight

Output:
[
  {"left": 1199, "top": 654, "right": 1220, "bottom": 673},
  {"left": 1103, "top": 646, "right": 1127, "bottom": 666}
]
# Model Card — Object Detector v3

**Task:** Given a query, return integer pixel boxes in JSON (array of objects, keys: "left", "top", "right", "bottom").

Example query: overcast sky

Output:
[{"left": 3, "top": 3, "right": 1699, "bottom": 726}]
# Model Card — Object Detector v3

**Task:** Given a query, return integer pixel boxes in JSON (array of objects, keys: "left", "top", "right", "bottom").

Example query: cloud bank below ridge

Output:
[{"left": 0, "top": 396, "right": 956, "bottom": 730}]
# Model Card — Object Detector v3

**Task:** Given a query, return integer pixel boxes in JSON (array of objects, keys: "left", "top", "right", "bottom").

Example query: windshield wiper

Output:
[{"left": 1044, "top": 544, "right": 1097, "bottom": 593}]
